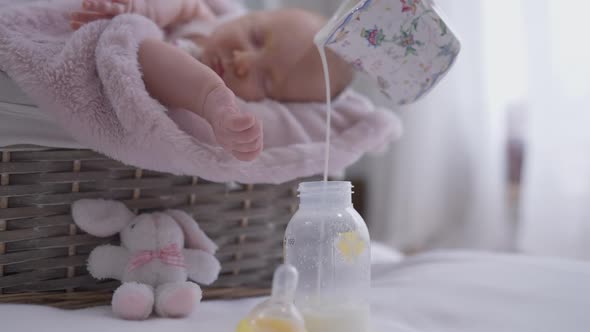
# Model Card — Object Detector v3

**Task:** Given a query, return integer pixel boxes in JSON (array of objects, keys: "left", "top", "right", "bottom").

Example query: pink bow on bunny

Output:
[{"left": 129, "top": 244, "right": 187, "bottom": 271}]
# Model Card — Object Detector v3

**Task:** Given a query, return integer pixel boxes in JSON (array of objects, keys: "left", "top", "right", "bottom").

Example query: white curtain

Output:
[
  {"left": 367, "top": 0, "right": 590, "bottom": 256},
  {"left": 518, "top": 1, "right": 590, "bottom": 259}
]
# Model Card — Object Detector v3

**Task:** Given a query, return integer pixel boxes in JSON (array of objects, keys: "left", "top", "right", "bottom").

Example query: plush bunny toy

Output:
[{"left": 72, "top": 199, "right": 221, "bottom": 320}]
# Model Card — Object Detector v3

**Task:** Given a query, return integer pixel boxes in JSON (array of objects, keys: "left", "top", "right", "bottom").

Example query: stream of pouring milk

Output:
[
  {"left": 314, "top": 29, "right": 331, "bottom": 312},
  {"left": 316, "top": 43, "right": 332, "bottom": 182}
]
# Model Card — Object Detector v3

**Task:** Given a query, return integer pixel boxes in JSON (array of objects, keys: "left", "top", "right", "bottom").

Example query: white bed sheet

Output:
[
  {"left": 0, "top": 71, "right": 82, "bottom": 148},
  {"left": 0, "top": 71, "right": 33, "bottom": 106},
  {"left": 1, "top": 247, "right": 589, "bottom": 332},
  {"left": 0, "top": 101, "right": 82, "bottom": 148}
]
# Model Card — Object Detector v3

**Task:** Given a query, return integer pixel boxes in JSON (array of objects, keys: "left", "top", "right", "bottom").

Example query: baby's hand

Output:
[
  {"left": 70, "top": 0, "right": 215, "bottom": 30},
  {"left": 203, "top": 86, "right": 263, "bottom": 162},
  {"left": 70, "top": 0, "right": 129, "bottom": 30}
]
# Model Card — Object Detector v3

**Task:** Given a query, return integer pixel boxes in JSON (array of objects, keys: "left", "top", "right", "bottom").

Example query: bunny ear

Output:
[
  {"left": 165, "top": 210, "right": 218, "bottom": 254},
  {"left": 72, "top": 199, "right": 135, "bottom": 237}
]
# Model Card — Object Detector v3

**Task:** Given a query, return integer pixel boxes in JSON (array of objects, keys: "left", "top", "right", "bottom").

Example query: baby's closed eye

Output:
[{"left": 250, "top": 30, "right": 266, "bottom": 49}]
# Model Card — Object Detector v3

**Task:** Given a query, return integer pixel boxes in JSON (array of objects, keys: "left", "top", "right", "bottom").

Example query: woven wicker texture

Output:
[{"left": 0, "top": 147, "right": 303, "bottom": 308}]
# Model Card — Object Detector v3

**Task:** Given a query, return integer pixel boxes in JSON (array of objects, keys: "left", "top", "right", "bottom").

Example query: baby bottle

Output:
[
  {"left": 284, "top": 181, "right": 371, "bottom": 332},
  {"left": 237, "top": 264, "right": 307, "bottom": 332}
]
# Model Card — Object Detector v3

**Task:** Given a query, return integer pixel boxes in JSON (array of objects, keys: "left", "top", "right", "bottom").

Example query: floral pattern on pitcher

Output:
[
  {"left": 401, "top": 0, "right": 420, "bottom": 15},
  {"left": 352, "top": 58, "right": 366, "bottom": 72},
  {"left": 323, "top": 0, "right": 461, "bottom": 105},
  {"left": 361, "top": 26, "right": 386, "bottom": 47},
  {"left": 393, "top": 27, "right": 423, "bottom": 56}
]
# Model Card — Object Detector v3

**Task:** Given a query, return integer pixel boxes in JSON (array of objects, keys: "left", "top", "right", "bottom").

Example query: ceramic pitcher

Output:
[{"left": 316, "top": 0, "right": 461, "bottom": 105}]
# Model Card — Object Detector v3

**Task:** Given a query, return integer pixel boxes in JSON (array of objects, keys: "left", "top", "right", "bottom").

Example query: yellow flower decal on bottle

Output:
[{"left": 336, "top": 231, "right": 366, "bottom": 262}]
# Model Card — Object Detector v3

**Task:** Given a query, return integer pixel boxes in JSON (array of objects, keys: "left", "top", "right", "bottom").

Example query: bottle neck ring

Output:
[{"left": 298, "top": 181, "right": 353, "bottom": 207}]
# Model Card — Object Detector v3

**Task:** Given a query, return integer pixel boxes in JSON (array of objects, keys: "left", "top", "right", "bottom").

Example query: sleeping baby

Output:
[{"left": 70, "top": 0, "right": 354, "bottom": 161}]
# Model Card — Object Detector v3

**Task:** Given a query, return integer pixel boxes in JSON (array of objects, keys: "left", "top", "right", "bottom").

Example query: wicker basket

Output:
[{"left": 0, "top": 146, "right": 304, "bottom": 309}]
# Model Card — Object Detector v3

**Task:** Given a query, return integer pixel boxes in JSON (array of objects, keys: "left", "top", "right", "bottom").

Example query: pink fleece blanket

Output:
[{"left": 0, "top": 0, "right": 402, "bottom": 184}]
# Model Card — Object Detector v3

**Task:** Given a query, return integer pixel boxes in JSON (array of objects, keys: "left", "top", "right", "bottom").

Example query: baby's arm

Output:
[
  {"left": 138, "top": 39, "right": 263, "bottom": 161},
  {"left": 71, "top": 0, "right": 215, "bottom": 30}
]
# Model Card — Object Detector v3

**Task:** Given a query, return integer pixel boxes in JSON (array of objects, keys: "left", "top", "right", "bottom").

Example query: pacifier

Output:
[{"left": 237, "top": 264, "right": 307, "bottom": 332}]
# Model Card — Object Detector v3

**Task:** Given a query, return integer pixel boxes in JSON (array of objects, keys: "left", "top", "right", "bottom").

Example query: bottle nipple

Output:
[
  {"left": 270, "top": 264, "right": 298, "bottom": 303},
  {"left": 237, "top": 265, "right": 307, "bottom": 332}
]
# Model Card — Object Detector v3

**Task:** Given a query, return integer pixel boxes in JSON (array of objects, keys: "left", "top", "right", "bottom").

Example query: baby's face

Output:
[{"left": 201, "top": 9, "right": 330, "bottom": 102}]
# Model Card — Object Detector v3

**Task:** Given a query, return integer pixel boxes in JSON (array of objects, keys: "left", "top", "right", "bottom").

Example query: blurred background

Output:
[
  {"left": 9, "top": 0, "right": 588, "bottom": 260},
  {"left": 248, "top": 0, "right": 590, "bottom": 259}
]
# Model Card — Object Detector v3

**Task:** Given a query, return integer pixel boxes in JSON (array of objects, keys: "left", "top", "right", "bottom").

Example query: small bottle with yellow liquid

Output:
[
  {"left": 284, "top": 181, "right": 371, "bottom": 332},
  {"left": 237, "top": 265, "right": 307, "bottom": 332}
]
